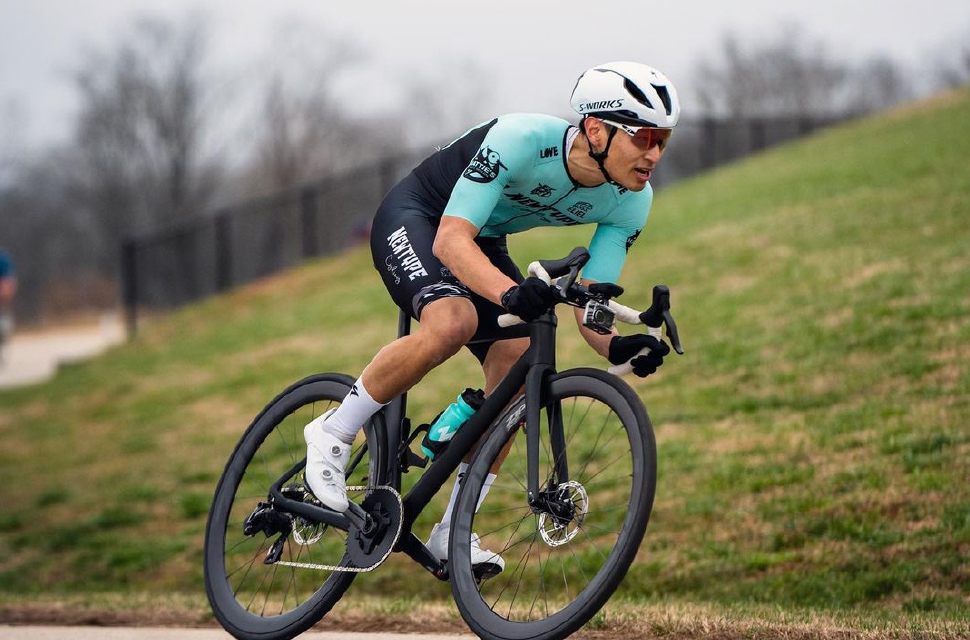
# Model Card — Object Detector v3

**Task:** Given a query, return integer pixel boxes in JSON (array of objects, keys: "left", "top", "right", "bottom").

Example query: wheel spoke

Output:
[
  {"left": 456, "top": 379, "right": 651, "bottom": 630},
  {"left": 207, "top": 384, "right": 370, "bottom": 631}
]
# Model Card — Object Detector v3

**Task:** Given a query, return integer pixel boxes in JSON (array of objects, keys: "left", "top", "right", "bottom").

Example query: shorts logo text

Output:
[{"left": 386, "top": 226, "right": 429, "bottom": 280}]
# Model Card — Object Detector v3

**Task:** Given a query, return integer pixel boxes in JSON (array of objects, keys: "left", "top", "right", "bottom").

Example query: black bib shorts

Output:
[{"left": 370, "top": 172, "right": 524, "bottom": 363}]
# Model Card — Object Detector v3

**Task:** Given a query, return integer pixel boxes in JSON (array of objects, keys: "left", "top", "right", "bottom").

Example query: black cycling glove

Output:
[
  {"left": 501, "top": 277, "right": 555, "bottom": 322},
  {"left": 608, "top": 334, "right": 671, "bottom": 377}
]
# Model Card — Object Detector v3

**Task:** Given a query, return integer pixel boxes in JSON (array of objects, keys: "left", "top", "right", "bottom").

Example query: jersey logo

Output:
[
  {"left": 463, "top": 146, "right": 507, "bottom": 183},
  {"left": 539, "top": 146, "right": 558, "bottom": 159},
  {"left": 567, "top": 202, "right": 592, "bottom": 218},
  {"left": 530, "top": 184, "right": 554, "bottom": 197},
  {"left": 625, "top": 229, "right": 641, "bottom": 253}
]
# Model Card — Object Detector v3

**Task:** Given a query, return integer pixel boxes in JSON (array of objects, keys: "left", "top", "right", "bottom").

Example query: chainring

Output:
[
  {"left": 346, "top": 487, "right": 402, "bottom": 569},
  {"left": 276, "top": 485, "right": 402, "bottom": 573}
]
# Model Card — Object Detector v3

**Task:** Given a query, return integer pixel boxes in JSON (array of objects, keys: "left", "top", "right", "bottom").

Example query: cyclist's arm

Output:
[
  {"left": 433, "top": 216, "right": 517, "bottom": 306},
  {"left": 575, "top": 216, "right": 647, "bottom": 358},
  {"left": 0, "top": 277, "right": 16, "bottom": 306},
  {"left": 434, "top": 117, "right": 536, "bottom": 304}
]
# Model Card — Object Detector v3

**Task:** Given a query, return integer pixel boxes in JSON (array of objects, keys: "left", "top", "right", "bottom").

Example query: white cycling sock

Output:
[
  {"left": 323, "top": 377, "right": 386, "bottom": 445},
  {"left": 440, "top": 463, "right": 468, "bottom": 528},
  {"left": 441, "top": 463, "right": 496, "bottom": 527},
  {"left": 477, "top": 473, "right": 496, "bottom": 511}
]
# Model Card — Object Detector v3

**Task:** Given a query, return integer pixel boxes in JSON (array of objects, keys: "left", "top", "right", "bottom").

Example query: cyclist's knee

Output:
[{"left": 417, "top": 297, "right": 477, "bottom": 356}]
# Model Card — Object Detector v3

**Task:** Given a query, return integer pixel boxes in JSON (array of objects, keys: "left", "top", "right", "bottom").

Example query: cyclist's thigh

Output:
[{"left": 371, "top": 177, "right": 475, "bottom": 321}]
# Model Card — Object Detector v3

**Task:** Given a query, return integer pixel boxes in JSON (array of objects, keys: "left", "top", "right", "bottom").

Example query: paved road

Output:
[
  {"left": 0, "top": 314, "right": 124, "bottom": 388},
  {"left": 0, "top": 627, "right": 475, "bottom": 640}
]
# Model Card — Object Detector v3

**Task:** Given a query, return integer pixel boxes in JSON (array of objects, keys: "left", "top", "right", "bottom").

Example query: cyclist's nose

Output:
[{"left": 644, "top": 145, "right": 663, "bottom": 164}]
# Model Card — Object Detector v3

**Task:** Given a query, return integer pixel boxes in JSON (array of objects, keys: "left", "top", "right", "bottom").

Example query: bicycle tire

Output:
[
  {"left": 204, "top": 373, "right": 388, "bottom": 640},
  {"left": 450, "top": 368, "right": 656, "bottom": 640}
]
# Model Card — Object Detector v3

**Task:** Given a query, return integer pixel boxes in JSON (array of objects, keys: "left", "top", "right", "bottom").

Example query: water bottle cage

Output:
[{"left": 400, "top": 419, "right": 432, "bottom": 472}]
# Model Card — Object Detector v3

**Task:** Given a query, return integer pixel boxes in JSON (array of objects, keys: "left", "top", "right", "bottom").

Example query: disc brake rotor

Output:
[{"left": 538, "top": 480, "right": 588, "bottom": 547}]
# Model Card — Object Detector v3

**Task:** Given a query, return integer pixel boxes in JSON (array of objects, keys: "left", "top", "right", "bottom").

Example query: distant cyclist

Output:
[
  {"left": 304, "top": 62, "right": 680, "bottom": 574},
  {"left": 0, "top": 250, "right": 17, "bottom": 356}
]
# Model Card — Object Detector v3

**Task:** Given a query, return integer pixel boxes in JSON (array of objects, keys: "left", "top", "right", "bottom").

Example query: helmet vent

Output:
[
  {"left": 652, "top": 84, "right": 673, "bottom": 115},
  {"left": 623, "top": 79, "right": 653, "bottom": 109}
]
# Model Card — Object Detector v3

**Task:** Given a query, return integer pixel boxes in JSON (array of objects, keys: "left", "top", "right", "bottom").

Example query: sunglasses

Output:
[{"left": 629, "top": 128, "right": 672, "bottom": 151}]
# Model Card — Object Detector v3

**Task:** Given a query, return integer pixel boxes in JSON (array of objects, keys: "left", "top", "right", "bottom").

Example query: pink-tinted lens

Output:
[{"left": 631, "top": 128, "right": 672, "bottom": 150}]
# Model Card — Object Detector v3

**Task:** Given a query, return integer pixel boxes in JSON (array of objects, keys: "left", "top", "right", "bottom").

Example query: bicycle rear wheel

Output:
[
  {"left": 450, "top": 368, "right": 656, "bottom": 640},
  {"left": 204, "top": 373, "right": 388, "bottom": 640}
]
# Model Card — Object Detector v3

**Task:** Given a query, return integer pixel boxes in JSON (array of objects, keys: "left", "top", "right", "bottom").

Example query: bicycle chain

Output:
[{"left": 276, "top": 485, "right": 402, "bottom": 573}]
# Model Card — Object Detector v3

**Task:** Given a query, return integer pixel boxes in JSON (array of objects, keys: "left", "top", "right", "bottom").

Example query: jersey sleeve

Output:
[
  {"left": 582, "top": 189, "right": 652, "bottom": 283},
  {"left": 442, "top": 118, "right": 535, "bottom": 230}
]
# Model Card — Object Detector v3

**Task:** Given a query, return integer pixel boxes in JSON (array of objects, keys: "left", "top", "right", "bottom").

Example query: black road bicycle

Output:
[{"left": 203, "top": 247, "right": 682, "bottom": 640}]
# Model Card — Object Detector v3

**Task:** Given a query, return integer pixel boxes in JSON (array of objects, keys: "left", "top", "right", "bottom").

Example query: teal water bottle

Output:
[{"left": 421, "top": 388, "right": 485, "bottom": 460}]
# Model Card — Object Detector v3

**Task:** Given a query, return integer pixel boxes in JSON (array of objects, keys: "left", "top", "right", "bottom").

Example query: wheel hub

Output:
[{"left": 537, "top": 480, "right": 588, "bottom": 547}]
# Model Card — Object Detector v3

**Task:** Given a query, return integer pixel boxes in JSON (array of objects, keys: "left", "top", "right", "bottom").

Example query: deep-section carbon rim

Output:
[
  {"left": 450, "top": 369, "right": 656, "bottom": 640},
  {"left": 204, "top": 374, "right": 386, "bottom": 640}
]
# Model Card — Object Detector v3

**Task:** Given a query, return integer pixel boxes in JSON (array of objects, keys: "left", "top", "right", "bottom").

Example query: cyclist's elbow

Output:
[{"left": 432, "top": 226, "right": 464, "bottom": 262}]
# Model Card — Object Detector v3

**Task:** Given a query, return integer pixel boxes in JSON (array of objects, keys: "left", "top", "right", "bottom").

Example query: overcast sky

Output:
[{"left": 1, "top": 0, "right": 967, "bottom": 151}]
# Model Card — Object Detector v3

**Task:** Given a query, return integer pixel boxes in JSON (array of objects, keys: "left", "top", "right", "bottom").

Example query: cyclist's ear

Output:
[{"left": 583, "top": 117, "right": 609, "bottom": 146}]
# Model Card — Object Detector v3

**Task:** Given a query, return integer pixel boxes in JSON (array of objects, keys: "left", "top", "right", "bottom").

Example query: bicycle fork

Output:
[{"left": 523, "top": 365, "right": 570, "bottom": 513}]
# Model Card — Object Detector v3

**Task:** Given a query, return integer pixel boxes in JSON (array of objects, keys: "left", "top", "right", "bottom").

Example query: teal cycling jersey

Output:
[
  {"left": 0, "top": 251, "right": 13, "bottom": 278},
  {"left": 413, "top": 113, "right": 651, "bottom": 284}
]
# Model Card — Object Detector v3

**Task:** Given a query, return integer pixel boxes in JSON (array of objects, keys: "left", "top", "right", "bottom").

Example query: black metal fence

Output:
[{"left": 121, "top": 114, "right": 850, "bottom": 335}]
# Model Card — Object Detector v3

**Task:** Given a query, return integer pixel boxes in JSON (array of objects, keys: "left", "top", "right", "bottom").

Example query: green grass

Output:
[{"left": 1, "top": 87, "right": 969, "bottom": 626}]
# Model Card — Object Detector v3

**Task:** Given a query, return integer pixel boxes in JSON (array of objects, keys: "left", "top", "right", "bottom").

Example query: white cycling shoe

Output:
[
  {"left": 303, "top": 409, "right": 351, "bottom": 512},
  {"left": 427, "top": 521, "right": 505, "bottom": 577}
]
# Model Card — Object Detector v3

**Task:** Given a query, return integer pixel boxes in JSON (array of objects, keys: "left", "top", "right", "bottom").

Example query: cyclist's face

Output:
[{"left": 605, "top": 127, "right": 669, "bottom": 191}]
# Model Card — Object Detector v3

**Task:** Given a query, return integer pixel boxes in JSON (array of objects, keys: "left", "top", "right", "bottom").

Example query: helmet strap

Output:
[{"left": 586, "top": 122, "right": 620, "bottom": 187}]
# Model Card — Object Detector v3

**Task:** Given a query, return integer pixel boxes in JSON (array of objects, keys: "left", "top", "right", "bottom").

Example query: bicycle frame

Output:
[
  {"left": 268, "top": 306, "right": 568, "bottom": 579},
  {"left": 386, "top": 309, "right": 566, "bottom": 576}
]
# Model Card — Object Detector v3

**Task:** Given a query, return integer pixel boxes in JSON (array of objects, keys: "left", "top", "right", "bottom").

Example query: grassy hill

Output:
[{"left": 1, "top": 88, "right": 968, "bottom": 627}]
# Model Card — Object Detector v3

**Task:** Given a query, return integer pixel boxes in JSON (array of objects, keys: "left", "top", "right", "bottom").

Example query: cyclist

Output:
[
  {"left": 0, "top": 250, "right": 16, "bottom": 356},
  {"left": 305, "top": 61, "right": 679, "bottom": 573}
]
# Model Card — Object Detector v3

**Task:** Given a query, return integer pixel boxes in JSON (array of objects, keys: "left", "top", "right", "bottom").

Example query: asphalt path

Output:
[
  {"left": 0, "top": 314, "right": 124, "bottom": 388},
  {"left": 0, "top": 628, "right": 475, "bottom": 640}
]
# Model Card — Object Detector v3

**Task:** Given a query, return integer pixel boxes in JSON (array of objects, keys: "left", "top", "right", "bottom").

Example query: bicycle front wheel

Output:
[
  {"left": 204, "top": 373, "right": 388, "bottom": 640},
  {"left": 450, "top": 368, "right": 656, "bottom": 640}
]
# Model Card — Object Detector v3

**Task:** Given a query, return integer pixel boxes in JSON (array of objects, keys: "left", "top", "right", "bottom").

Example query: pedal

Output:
[{"left": 473, "top": 561, "right": 504, "bottom": 583}]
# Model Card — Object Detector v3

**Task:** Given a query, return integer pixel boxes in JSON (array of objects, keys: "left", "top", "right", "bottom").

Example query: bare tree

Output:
[
  {"left": 694, "top": 25, "right": 910, "bottom": 117},
  {"left": 402, "top": 58, "right": 494, "bottom": 148},
  {"left": 244, "top": 21, "right": 399, "bottom": 192},
  {"left": 70, "top": 12, "right": 223, "bottom": 245},
  {"left": 847, "top": 56, "right": 913, "bottom": 112},
  {"left": 0, "top": 99, "right": 28, "bottom": 189},
  {"left": 932, "top": 26, "right": 970, "bottom": 89},
  {"left": 695, "top": 26, "right": 848, "bottom": 117}
]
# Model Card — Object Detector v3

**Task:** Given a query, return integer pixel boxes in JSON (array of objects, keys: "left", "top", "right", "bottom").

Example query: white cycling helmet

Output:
[{"left": 571, "top": 61, "right": 681, "bottom": 132}]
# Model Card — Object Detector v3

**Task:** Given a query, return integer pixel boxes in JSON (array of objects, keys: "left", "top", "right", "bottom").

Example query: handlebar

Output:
[{"left": 497, "top": 246, "right": 683, "bottom": 376}]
